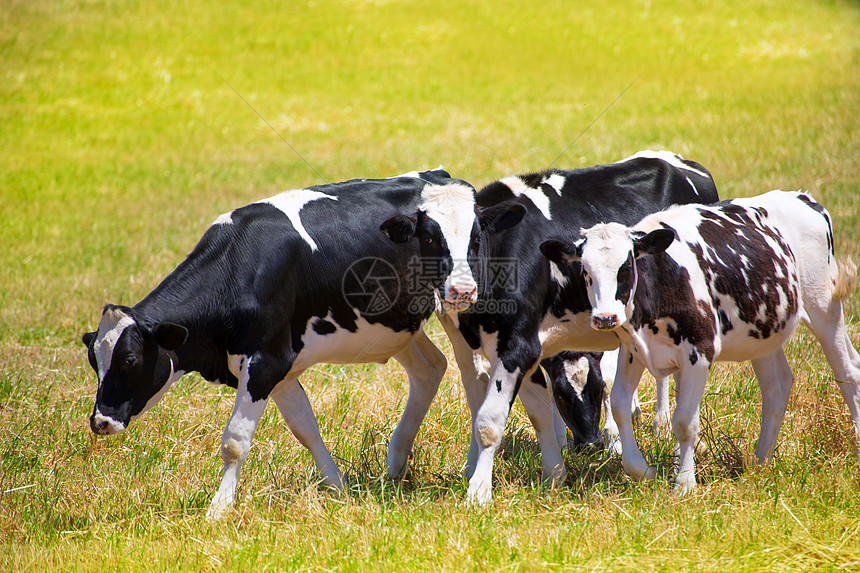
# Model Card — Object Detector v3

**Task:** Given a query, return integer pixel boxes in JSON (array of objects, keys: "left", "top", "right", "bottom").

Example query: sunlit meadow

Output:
[{"left": 2, "top": 0, "right": 859, "bottom": 570}]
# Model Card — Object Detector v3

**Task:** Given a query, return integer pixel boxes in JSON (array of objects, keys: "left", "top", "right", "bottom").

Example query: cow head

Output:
[
  {"left": 81, "top": 305, "right": 187, "bottom": 435},
  {"left": 381, "top": 183, "right": 525, "bottom": 312},
  {"left": 543, "top": 352, "right": 605, "bottom": 450},
  {"left": 540, "top": 224, "right": 675, "bottom": 330}
]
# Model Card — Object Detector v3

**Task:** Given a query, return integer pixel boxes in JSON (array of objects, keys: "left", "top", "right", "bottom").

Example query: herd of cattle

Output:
[{"left": 81, "top": 151, "right": 860, "bottom": 517}]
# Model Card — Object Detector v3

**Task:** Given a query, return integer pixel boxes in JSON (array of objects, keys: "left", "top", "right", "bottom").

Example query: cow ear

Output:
[
  {"left": 380, "top": 214, "right": 417, "bottom": 243},
  {"left": 82, "top": 331, "right": 96, "bottom": 347},
  {"left": 478, "top": 201, "right": 526, "bottom": 233},
  {"left": 540, "top": 239, "right": 581, "bottom": 264},
  {"left": 633, "top": 228, "right": 675, "bottom": 258},
  {"left": 153, "top": 322, "right": 188, "bottom": 351}
]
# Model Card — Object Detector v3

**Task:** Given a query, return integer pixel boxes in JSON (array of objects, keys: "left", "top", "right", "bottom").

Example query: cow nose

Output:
[
  {"left": 449, "top": 283, "right": 477, "bottom": 304},
  {"left": 592, "top": 313, "right": 618, "bottom": 330},
  {"left": 90, "top": 416, "right": 109, "bottom": 435},
  {"left": 575, "top": 440, "right": 605, "bottom": 456}
]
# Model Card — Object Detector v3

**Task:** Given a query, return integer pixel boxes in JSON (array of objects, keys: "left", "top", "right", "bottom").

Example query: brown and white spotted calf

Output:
[{"left": 541, "top": 190, "right": 860, "bottom": 493}]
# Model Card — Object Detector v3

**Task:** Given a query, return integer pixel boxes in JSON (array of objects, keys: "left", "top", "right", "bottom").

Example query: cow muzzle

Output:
[
  {"left": 572, "top": 439, "right": 605, "bottom": 456},
  {"left": 90, "top": 412, "right": 126, "bottom": 435},
  {"left": 591, "top": 313, "right": 620, "bottom": 331},
  {"left": 445, "top": 283, "right": 478, "bottom": 311}
]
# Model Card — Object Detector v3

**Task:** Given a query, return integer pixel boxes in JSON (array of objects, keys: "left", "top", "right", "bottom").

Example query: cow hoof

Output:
[
  {"left": 205, "top": 503, "right": 230, "bottom": 521},
  {"left": 673, "top": 478, "right": 696, "bottom": 496},
  {"left": 542, "top": 465, "right": 567, "bottom": 488},
  {"left": 605, "top": 438, "right": 623, "bottom": 456},
  {"left": 466, "top": 480, "right": 493, "bottom": 506},
  {"left": 644, "top": 465, "right": 658, "bottom": 480}
]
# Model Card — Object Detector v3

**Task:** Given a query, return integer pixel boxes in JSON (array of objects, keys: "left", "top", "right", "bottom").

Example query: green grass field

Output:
[{"left": 2, "top": 0, "right": 860, "bottom": 570}]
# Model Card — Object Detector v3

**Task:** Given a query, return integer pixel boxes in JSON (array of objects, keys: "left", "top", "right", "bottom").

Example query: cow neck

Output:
[{"left": 132, "top": 267, "right": 231, "bottom": 383}]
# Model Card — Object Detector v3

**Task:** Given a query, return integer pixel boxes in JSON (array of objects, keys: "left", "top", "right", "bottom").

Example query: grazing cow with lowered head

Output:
[
  {"left": 541, "top": 190, "right": 860, "bottom": 493},
  {"left": 81, "top": 169, "right": 525, "bottom": 518},
  {"left": 437, "top": 150, "right": 719, "bottom": 503},
  {"left": 537, "top": 350, "right": 670, "bottom": 453}
]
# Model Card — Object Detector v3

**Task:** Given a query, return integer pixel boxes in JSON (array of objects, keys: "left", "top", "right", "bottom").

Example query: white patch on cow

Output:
[
  {"left": 542, "top": 173, "right": 566, "bottom": 196},
  {"left": 685, "top": 176, "right": 700, "bottom": 196},
  {"left": 389, "top": 170, "right": 422, "bottom": 179},
  {"left": 562, "top": 356, "right": 591, "bottom": 396},
  {"left": 94, "top": 308, "right": 136, "bottom": 381},
  {"left": 419, "top": 182, "right": 478, "bottom": 305},
  {"left": 500, "top": 175, "right": 552, "bottom": 220},
  {"left": 290, "top": 313, "right": 418, "bottom": 376},
  {"left": 227, "top": 353, "right": 248, "bottom": 379},
  {"left": 213, "top": 211, "right": 233, "bottom": 225},
  {"left": 388, "top": 166, "right": 445, "bottom": 180},
  {"left": 549, "top": 261, "right": 569, "bottom": 288},
  {"left": 258, "top": 189, "right": 338, "bottom": 251},
  {"left": 616, "top": 150, "right": 710, "bottom": 179}
]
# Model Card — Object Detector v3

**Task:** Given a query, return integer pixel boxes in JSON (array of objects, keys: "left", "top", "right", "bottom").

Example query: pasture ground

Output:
[{"left": 2, "top": 0, "right": 859, "bottom": 570}]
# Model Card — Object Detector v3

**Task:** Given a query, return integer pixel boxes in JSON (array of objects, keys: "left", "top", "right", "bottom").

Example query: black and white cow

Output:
[
  {"left": 81, "top": 168, "right": 525, "bottom": 518},
  {"left": 438, "top": 150, "right": 720, "bottom": 503},
  {"left": 541, "top": 190, "right": 860, "bottom": 493}
]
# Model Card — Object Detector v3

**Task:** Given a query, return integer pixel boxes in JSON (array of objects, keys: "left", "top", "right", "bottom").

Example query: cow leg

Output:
[
  {"left": 207, "top": 363, "right": 270, "bottom": 520},
  {"left": 600, "top": 350, "right": 623, "bottom": 454},
  {"left": 518, "top": 374, "right": 566, "bottom": 487},
  {"left": 387, "top": 331, "right": 448, "bottom": 478},
  {"left": 270, "top": 378, "right": 344, "bottom": 492},
  {"left": 803, "top": 301, "right": 860, "bottom": 454},
  {"left": 437, "top": 312, "right": 490, "bottom": 480},
  {"left": 468, "top": 353, "right": 538, "bottom": 505},
  {"left": 601, "top": 349, "right": 646, "bottom": 453},
  {"left": 751, "top": 349, "right": 794, "bottom": 464},
  {"left": 552, "top": 398, "right": 568, "bottom": 451},
  {"left": 654, "top": 375, "right": 672, "bottom": 435},
  {"left": 611, "top": 348, "right": 654, "bottom": 481},
  {"left": 602, "top": 391, "right": 622, "bottom": 455},
  {"left": 671, "top": 358, "right": 710, "bottom": 495}
]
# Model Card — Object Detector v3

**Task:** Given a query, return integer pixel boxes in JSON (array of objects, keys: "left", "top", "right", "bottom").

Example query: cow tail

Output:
[{"left": 834, "top": 257, "right": 858, "bottom": 301}]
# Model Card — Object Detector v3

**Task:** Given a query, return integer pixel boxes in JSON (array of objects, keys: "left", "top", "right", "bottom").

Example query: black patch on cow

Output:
[
  {"left": 615, "top": 252, "right": 636, "bottom": 304},
  {"left": 797, "top": 193, "right": 834, "bottom": 259},
  {"left": 509, "top": 373, "right": 524, "bottom": 410},
  {"left": 530, "top": 368, "right": 548, "bottom": 389},
  {"left": 717, "top": 309, "right": 733, "bottom": 335},
  {"left": 312, "top": 318, "right": 337, "bottom": 335},
  {"left": 689, "top": 348, "right": 698, "bottom": 365},
  {"left": 496, "top": 379, "right": 503, "bottom": 392}
]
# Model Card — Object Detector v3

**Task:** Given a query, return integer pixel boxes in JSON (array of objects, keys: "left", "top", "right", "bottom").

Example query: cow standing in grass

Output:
[
  {"left": 81, "top": 169, "right": 526, "bottom": 519},
  {"left": 541, "top": 191, "right": 860, "bottom": 492}
]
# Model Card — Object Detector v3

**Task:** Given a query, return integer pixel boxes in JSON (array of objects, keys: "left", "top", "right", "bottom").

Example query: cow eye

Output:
[
  {"left": 424, "top": 236, "right": 434, "bottom": 245},
  {"left": 124, "top": 354, "right": 138, "bottom": 369}
]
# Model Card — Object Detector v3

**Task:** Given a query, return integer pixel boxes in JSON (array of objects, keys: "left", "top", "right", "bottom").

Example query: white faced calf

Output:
[{"left": 541, "top": 190, "right": 860, "bottom": 493}]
